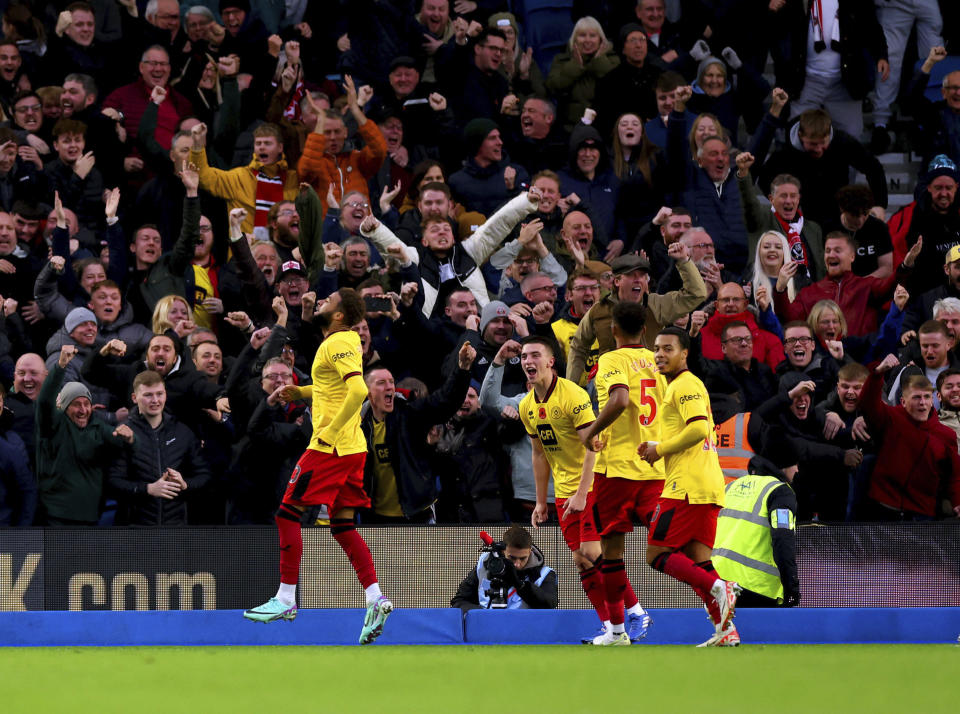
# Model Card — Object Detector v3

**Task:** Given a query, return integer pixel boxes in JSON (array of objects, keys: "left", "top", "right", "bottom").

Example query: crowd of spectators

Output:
[{"left": 0, "top": 0, "right": 959, "bottom": 529}]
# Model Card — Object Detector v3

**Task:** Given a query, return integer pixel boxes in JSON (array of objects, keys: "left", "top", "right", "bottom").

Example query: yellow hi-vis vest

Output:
[
  {"left": 715, "top": 412, "right": 754, "bottom": 482},
  {"left": 713, "top": 475, "right": 794, "bottom": 603}
]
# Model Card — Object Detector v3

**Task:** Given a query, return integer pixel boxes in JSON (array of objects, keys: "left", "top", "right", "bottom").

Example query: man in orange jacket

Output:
[{"left": 298, "top": 75, "right": 386, "bottom": 218}]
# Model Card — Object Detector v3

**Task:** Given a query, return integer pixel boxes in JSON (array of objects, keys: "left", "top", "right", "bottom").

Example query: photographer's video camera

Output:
[{"left": 480, "top": 531, "right": 510, "bottom": 608}]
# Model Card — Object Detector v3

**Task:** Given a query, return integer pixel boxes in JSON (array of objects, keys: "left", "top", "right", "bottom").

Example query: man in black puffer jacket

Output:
[{"left": 108, "top": 370, "right": 210, "bottom": 525}]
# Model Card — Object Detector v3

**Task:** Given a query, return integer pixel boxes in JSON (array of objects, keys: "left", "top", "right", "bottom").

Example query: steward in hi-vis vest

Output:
[
  {"left": 712, "top": 456, "right": 800, "bottom": 607},
  {"left": 715, "top": 412, "right": 755, "bottom": 482}
]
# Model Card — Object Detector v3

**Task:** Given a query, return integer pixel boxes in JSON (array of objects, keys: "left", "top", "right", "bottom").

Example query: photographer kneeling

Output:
[{"left": 451, "top": 526, "right": 559, "bottom": 611}]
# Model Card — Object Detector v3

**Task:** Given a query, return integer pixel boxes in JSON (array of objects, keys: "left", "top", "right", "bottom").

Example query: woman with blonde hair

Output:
[
  {"left": 152, "top": 295, "right": 194, "bottom": 337},
  {"left": 546, "top": 16, "right": 619, "bottom": 130},
  {"left": 750, "top": 230, "right": 801, "bottom": 304}
]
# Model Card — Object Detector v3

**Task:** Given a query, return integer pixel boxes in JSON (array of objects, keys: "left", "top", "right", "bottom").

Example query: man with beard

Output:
[
  {"left": 82, "top": 333, "right": 228, "bottom": 434},
  {"left": 449, "top": 118, "right": 530, "bottom": 219},
  {"left": 936, "top": 368, "right": 960, "bottom": 450},
  {"left": 633, "top": 206, "right": 692, "bottom": 280},
  {"left": 889, "top": 156, "right": 960, "bottom": 297},
  {"left": 297, "top": 75, "right": 386, "bottom": 218},
  {"left": 361, "top": 345, "right": 475, "bottom": 523},
  {"left": 752, "top": 373, "right": 860, "bottom": 521},
  {"left": 36, "top": 345, "right": 133, "bottom": 525},
  {"left": 775, "top": 233, "right": 919, "bottom": 337},
  {"left": 736, "top": 160, "right": 825, "bottom": 282},
  {"left": 567, "top": 245, "right": 707, "bottom": 383},
  {"left": 59, "top": 73, "right": 125, "bottom": 188},
  {"left": 902, "top": 248, "right": 960, "bottom": 338},
  {"left": 443, "top": 300, "right": 529, "bottom": 397}
]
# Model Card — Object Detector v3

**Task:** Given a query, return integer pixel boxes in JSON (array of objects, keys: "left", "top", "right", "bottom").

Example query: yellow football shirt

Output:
[
  {"left": 371, "top": 419, "right": 403, "bottom": 517},
  {"left": 595, "top": 346, "right": 666, "bottom": 480},
  {"left": 659, "top": 370, "right": 725, "bottom": 505},
  {"left": 308, "top": 329, "right": 367, "bottom": 455},
  {"left": 519, "top": 376, "right": 596, "bottom": 498},
  {"left": 551, "top": 318, "right": 599, "bottom": 387}
]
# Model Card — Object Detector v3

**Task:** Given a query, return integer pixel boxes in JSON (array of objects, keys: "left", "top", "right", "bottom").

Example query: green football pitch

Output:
[{"left": 0, "top": 644, "right": 954, "bottom": 713}]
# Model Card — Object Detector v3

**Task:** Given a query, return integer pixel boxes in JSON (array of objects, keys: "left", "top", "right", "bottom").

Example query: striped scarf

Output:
[{"left": 253, "top": 168, "right": 285, "bottom": 241}]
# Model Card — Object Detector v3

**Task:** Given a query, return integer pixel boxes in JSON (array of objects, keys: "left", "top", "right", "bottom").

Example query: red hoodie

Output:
[
  {"left": 861, "top": 370, "right": 960, "bottom": 516},
  {"left": 700, "top": 310, "right": 785, "bottom": 370}
]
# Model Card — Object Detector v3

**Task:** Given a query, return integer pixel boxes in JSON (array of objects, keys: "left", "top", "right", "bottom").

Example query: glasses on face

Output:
[
  {"left": 344, "top": 201, "right": 369, "bottom": 209},
  {"left": 690, "top": 242, "right": 713, "bottom": 250},
  {"left": 783, "top": 336, "right": 814, "bottom": 346},
  {"left": 484, "top": 44, "right": 505, "bottom": 54},
  {"left": 530, "top": 284, "right": 557, "bottom": 293},
  {"left": 514, "top": 256, "right": 538, "bottom": 266},
  {"left": 15, "top": 104, "right": 41, "bottom": 113},
  {"left": 142, "top": 60, "right": 171, "bottom": 68},
  {"left": 723, "top": 336, "right": 752, "bottom": 345},
  {"left": 570, "top": 284, "right": 600, "bottom": 293},
  {"left": 262, "top": 372, "right": 288, "bottom": 381},
  {"left": 278, "top": 209, "right": 297, "bottom": 217}
]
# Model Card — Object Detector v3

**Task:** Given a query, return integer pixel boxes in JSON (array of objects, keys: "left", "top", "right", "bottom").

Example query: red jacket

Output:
[
  {"left": 861, "top": 370, "right": 960, "bottom": 517},
  {"left": 774, "top": 268, "right": 900, "bottom": 337},
  {"left": 700, "top": 310, "right": 785, "bottom": 370},
  {"left": 103, "top": 78, "right": 193, "bottom": 151},
  {"left": 297, "top": 121, "right": 387, "bottom": 218}
]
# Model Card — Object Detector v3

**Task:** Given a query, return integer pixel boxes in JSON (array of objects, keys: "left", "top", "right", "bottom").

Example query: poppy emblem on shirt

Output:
[{"left": 538, "top": 407, "right": 546, "bottom": 419}]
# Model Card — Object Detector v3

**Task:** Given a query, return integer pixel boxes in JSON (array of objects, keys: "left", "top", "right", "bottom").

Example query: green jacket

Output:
[
  {"left": 36, "top": 364, "right": 131, "bottom": 523},
  {"left": 546, "top": 49, "right": 620, "bottom": 130}
]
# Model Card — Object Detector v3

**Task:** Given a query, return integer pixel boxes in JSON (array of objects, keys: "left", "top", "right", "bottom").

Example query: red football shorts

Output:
[
  {"left": 555, "top": 491, "right": 599, "bottom": 551},
  {"left": 647, "top": 496, "right": 721, "bottom": 549},
  {"left": 592, "top": 473, "right": 665, "bottom": 535},
  {"left": 283, "top": 448, "right": 369, "bottom": 512}
]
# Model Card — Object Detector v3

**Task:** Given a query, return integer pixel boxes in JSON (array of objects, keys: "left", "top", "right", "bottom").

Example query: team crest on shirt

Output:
[
  {"left": 538, "top": 407, "right": 547, "bottom": 419},
  {"left": 551, "top": 407, "right": 562, "bottom": 419}
]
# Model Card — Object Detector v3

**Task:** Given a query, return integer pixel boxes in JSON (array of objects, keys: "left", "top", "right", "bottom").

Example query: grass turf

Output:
[{"left": 0, "top": 644, "right": 954, "bottom": 713}]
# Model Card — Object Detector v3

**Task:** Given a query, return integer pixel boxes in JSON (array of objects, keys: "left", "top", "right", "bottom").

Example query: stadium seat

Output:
[
  {"left": 520, "top": 3, "right": 576, "bottom": 76},
  {"left": 917, "top": 55, "right": 960, "bottom": 102}
]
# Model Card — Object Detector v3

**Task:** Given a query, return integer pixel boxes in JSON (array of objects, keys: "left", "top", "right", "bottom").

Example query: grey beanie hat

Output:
[
  {"left": 64, "top": 307, "right": 97, "bottom": 335},
  {"left": 479, "top": 300, "right": 510, "bottom": 334},
  {"left": 56, "top": 381, "right": 92, "bottom": 411}
]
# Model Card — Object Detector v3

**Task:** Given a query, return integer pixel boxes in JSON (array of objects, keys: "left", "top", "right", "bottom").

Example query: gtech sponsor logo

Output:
[{"left": 679, "top": 393, "right": 701, "bottom": 405}]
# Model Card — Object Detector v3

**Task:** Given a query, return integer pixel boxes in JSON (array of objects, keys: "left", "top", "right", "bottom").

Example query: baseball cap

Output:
[
  {"left": 947, "top": 245, "right": 960, "bottom": 264},
  {"left": 279, "top": 260, "right": 306, "bottom": 279},
  {"left": 610, "top": 254, "right": 651, "bottom": 276}
]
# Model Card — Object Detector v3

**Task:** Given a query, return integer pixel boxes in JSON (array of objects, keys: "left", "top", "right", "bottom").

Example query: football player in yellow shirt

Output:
[
  {"left": 517, "top": 336, "right": 611, "bottom": 639},
  {"left": 579, "top": 301, "right": 663, "bottom": 645},
  {"left": 244, "top": 288, "right": 393, "bottom": 645},
  {"left": 639, "top": 326, "right": 742, "bottom": 647}
]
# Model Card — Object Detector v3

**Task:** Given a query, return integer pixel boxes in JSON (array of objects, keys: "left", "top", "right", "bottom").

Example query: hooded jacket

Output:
[
  {"left": 860, "top": 369, "right": 960, "bottom": 516},
  {"left": 190, "top": 147, "right": 300, "bottom": 234},
  {"left": 701, "top": 309, "right": 786, "bottom": 370},
  {"left": 451, "top": 543, "right": 558, "bottom": 611},
  {"left": 557, "top": 123, "right": 620, "bottom": 244},
  {"left": 449, "top": 157, "right": 530, "bottom": 219}
]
